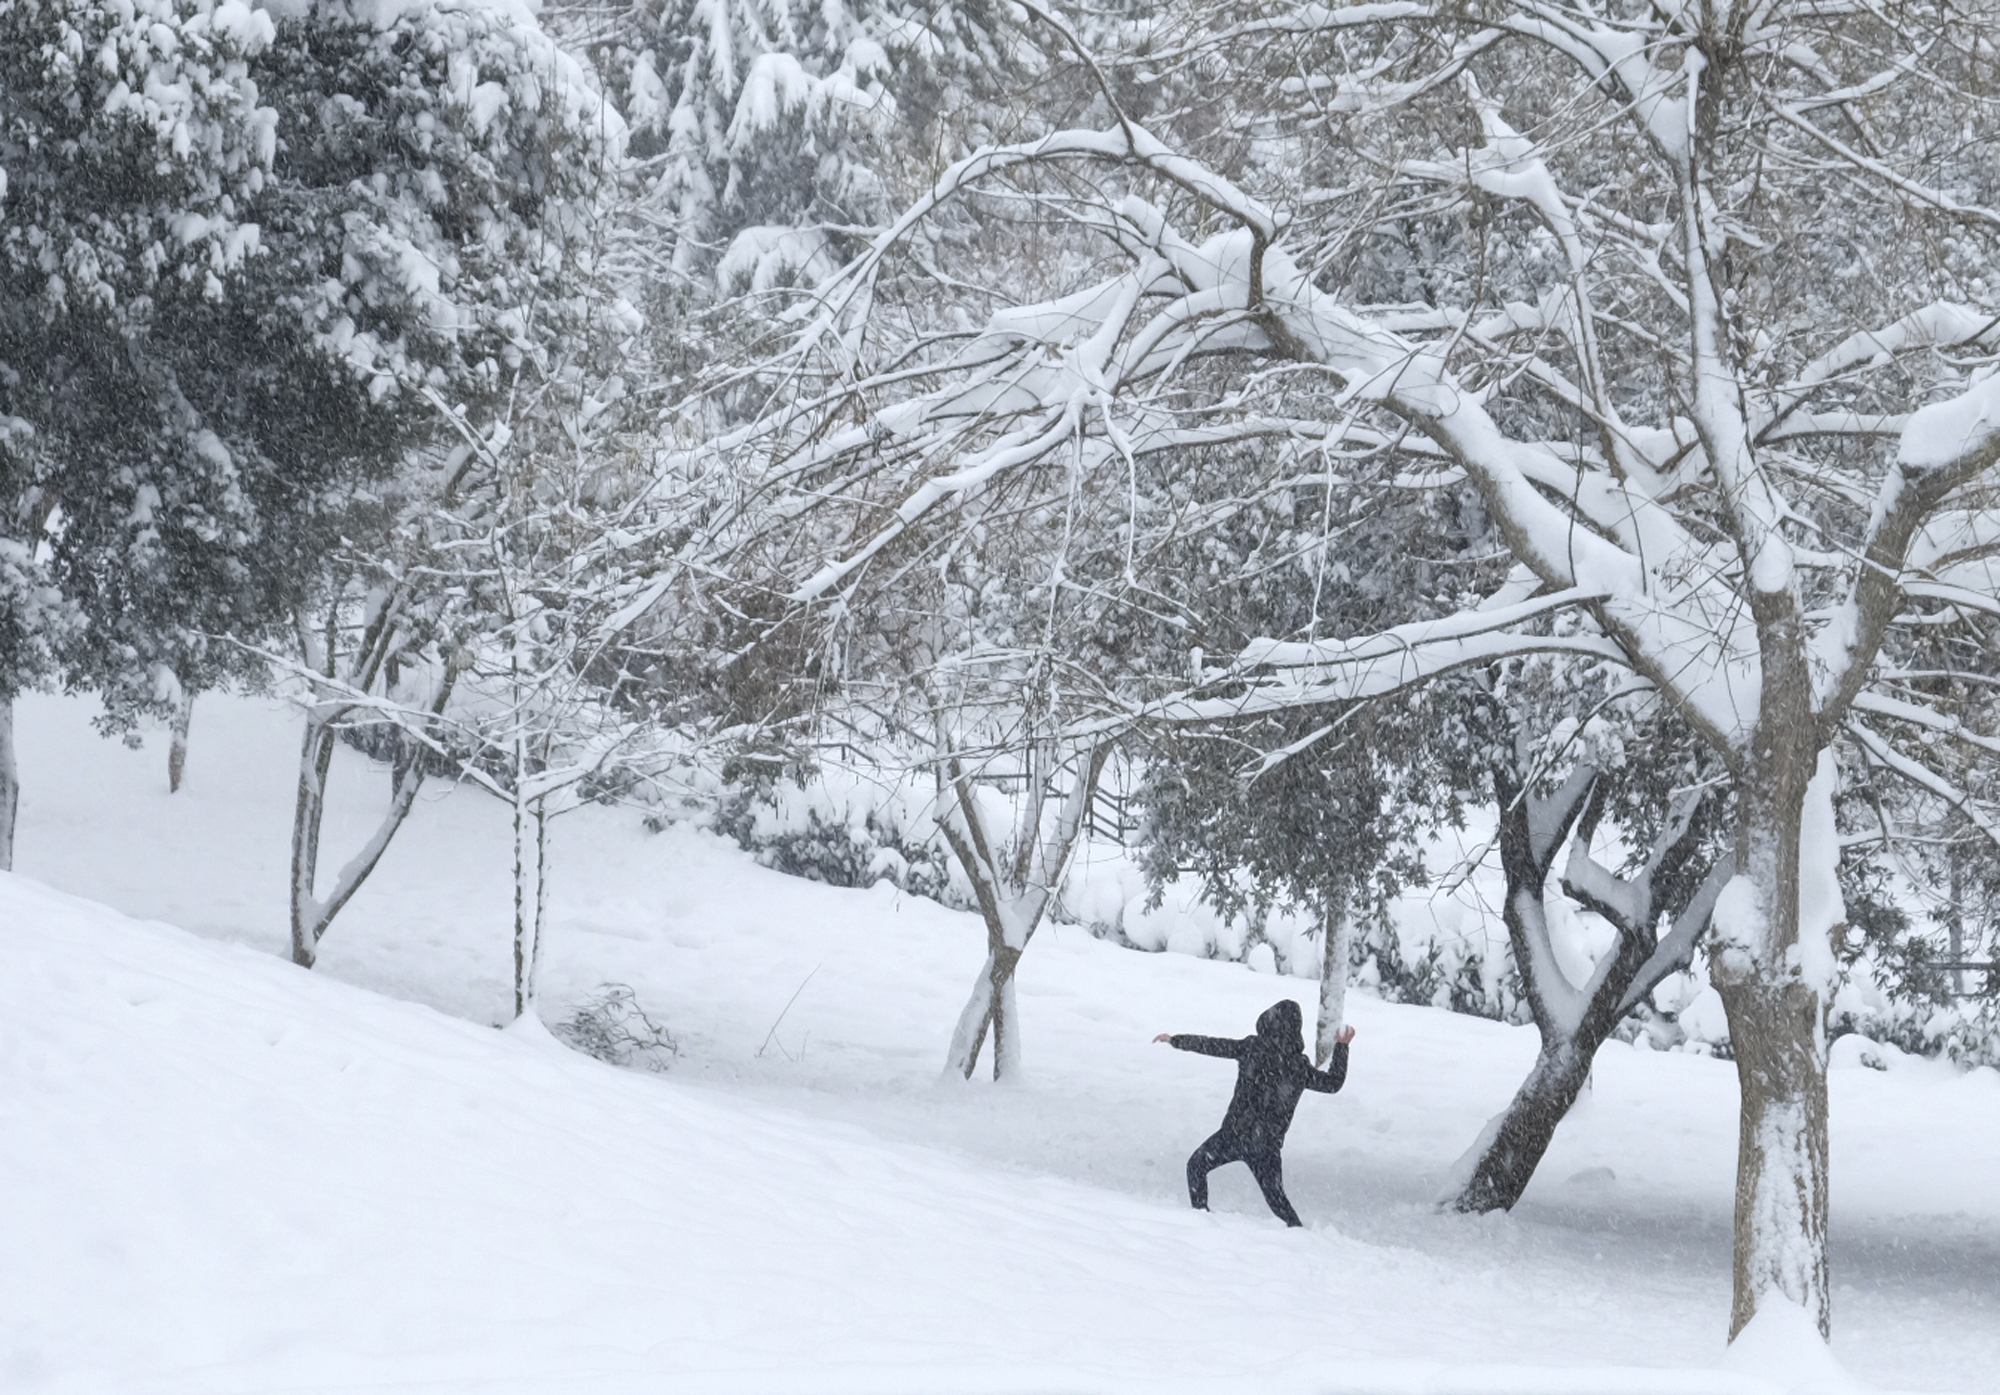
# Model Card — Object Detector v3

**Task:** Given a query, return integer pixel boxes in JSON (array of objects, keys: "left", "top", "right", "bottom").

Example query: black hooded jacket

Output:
[{"left": 1169, "top": 1000, "right": 1348, "bottom": 1150}]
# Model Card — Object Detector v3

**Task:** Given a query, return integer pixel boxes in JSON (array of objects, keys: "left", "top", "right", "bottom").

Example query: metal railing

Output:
[{"left": 1936, "top": 960, "right": 1998, "bottom": 996}]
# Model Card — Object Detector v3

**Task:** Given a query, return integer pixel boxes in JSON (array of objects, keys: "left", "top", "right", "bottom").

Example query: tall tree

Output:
[
  {"left": 0, "top": 0, "right": 278, "bottom": 864},
  {"left": 254, "top": 0, "right": 626, "bottom": 968}
]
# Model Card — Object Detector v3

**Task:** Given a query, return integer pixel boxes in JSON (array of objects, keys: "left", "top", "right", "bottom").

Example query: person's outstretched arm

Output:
[
  {"left": 1153, "top": 1032, "right": 1247, "bottom": 1058},
  {"left": 1304, "top": 1026, "right": 1357, "bottom": 1092}
]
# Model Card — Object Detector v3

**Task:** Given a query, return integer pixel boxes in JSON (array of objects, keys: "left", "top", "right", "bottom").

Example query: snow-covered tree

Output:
[
  {"left": 1137, "top": 699, "right": 1454, "bottom": 1062},
  {"left": 1445, "top": 691, "right": 1734, "bottom": 1213},
  {"left": 704, "top": 0, "right": 2000, "bottom": 1345},
  {"left": 604, "top": 0, "right": 1032, "bottom": 285},
  {"left": 0, "top": 0, "right": 278, "bottom": 864},
  {"left": 0, "top": 0, "right": 624, "bottom": 871},
  {"left": 750, "top": 429, "right": 1139, "bottom": 1081},
  {"left": 232, "top": 0, "right": 628, "bottom": 967},
  {"left": 933, "top": 718, "right": 1107, "bottom": 1079}
]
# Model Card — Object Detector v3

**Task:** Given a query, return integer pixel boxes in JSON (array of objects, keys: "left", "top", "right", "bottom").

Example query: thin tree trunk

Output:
[
  {"left": 513, "top": 755, "right": 532, "bottom": 1019},
  {"left": 933, "top": 739, "right": 1104, "bottom": 1082},
  {"left": 989, "top": 944, "right": 1024, "bottom": 1078},
  {"left": 511, "top": 743, "right": 551, "bottom": 1019},
  {"left": 1948, "top": 854, "right": 1966, "bottom": 997},
  {"left": 167, "top": 688, "right": 194, "bottom": 793},
  {"left": 290, "top": 665, "right": 458, "bottom": 971},
  {"left": 1315, "top": 892, "right": 1355, "bottom": 1065},
  {"left": 530, "top": 798, "right": 549, "bottom": 1005},
  {"left": 946, "top": 953, "right": 998, "bottom": 1077},
  {"left": 289, "top": 716, "right": 339, "bottom": 967},
  {"left": 0, "top": 695, "right": 18, "bottom": 873}
]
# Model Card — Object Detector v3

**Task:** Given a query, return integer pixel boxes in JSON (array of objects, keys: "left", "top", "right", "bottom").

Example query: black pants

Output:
[{"left": 1186, "top": 1130, "right": 1301, "bottom": 1227}]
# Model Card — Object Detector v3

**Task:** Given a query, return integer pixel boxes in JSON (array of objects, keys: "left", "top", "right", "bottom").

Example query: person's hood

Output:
[{"left": 1255, "top": 999, "right": 1303, "bottom": 1045}]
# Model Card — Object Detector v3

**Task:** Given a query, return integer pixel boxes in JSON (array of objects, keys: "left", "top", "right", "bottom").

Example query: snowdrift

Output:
[
  {"left": 0, "top": 870, "right": 1978, "bottom": 1395},
  {"left": 3, "top": 694, "right": 1995, "bottom": 1393}
]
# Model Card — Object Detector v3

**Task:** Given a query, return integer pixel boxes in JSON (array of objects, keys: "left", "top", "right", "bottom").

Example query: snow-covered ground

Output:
[{"left": 5, "top": 692, "right": 1997, "bottom": 1394}]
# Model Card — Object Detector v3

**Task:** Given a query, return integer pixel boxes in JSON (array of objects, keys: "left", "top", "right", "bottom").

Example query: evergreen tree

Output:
[
  {"left": 0, "top": 0, "right": 279, "bottom": 860},
  {"left": 0, "top": 0, "right": 621, "bottom": 866}
]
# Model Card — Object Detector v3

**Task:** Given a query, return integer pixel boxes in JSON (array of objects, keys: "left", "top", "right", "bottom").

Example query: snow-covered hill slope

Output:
[{"left": 5, "top": 693, "right": 1997, "bottom": 1393}]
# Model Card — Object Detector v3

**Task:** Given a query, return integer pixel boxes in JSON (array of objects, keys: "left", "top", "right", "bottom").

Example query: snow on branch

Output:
[
  {"left": 1234, "top": 587, "right": 1606, "bottom": 671},
  {"left": 1848, "top": 719, "right": 2000, "bottom": 854},
  {"left": 1814, "top": 373, "right": 2000, "bottom": 719},
  {"left": 1137, "top": 598, "right": 1633, "bottom": 733}
]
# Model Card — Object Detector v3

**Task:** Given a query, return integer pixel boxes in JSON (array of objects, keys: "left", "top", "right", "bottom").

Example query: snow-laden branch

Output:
[
  {"left": 1765, "top": 303, "right": 2000, "bottom": 433},
  {"left": 788, "top": 123, "right": 1283, "bottom": 364},
  {"left": 1814, "top": 377, "right": 2000, "bottom": 722},
  {"left": 1613, "top": 855, "right": 1733, "bottom": 1017},
  {"left": 1136, "top": 583, "right": 1632, "bottom": 727},
  {"left": 1767, "top": 99, "right": 2000, "bottom": 232},
  {"left": 1848, "top": 720, "right": 2000, "bottom": 853},
  {"left": 1852, "top": 691, "right": 2000, "bottom": 759},
  {"left": 747, "top": 125, "right": 1774, "bottom": 747},
  {"left": 1234, "top": 587, "right": 1603, "bottom": 670}
]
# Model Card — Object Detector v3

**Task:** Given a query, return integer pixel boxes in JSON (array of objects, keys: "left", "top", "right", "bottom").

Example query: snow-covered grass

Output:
[{"left": 5, "top": 692, "right": 1997, "bottom": 1394}]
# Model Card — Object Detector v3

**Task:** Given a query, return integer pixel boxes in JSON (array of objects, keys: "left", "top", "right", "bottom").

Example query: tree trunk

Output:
[
  {"left": 529, "top": 799, "right": 549, "bottom": 1009},
  {"left": 0, "top": 695, "right": 17, "bottom": 873},
  {"left": 945, "top": 942, "right": 1024, "bottom": 1080},
  {"left": 1449, "top": 1035, "right": 1598, "bottom": 1212},
  {"left": 1947, "top": 854, "right": 1966, "bottom": 997},
  {"left": 512, "top": 771, "right": 533, "bottom": 1019},
  {"left": 1447, "top": 760, "right": 1635, "bottom": 1213},
  {"left": 992, "top": 956, "right": 1022, "bottom": 1079},
  {"left": 289, "top": 698, "right": 451, "bottom": 971},
  {"left": 167, "top": 688, "right": 194, "bottom": 793},
  {"left": 1717, "top": 971, "right": 1830, "bottom": 1340},
  {"left": 945, "top": 954, "right": 996, "bottom": 1077},
  {"left": 511, "top": 752, "right": 550, "bottom": 1019},
  {"left": 1315, "top": 893, "right": 1356, "bottom": 1065},
  {"left": 289, "top": 717, "right": 338, "bottom": 968},
  {"left": 1713, "top": 728, "right": 1833, "bottom": 1340},
  {"left": 932, "top": 740, "right": 1102, "bottom": 1082}
]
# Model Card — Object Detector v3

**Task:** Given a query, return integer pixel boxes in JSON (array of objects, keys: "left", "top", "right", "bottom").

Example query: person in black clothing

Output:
[{"left": 1153, "top": 999, "right": 1354, "bottom": 1227}]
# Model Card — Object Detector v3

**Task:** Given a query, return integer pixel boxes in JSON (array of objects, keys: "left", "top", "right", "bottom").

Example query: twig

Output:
[{"left": 756, "top": 964, "right": 822, "bottom": 1059}]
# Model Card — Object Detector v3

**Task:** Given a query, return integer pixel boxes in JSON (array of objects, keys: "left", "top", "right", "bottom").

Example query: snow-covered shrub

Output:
[
  {"left": 1829, "top": 966, "right": 2000, "bottom": 1069},
  {"left": 706, "top": 752, "right": 960, "bottom": 907},
  {"left": 1810, "top": 835, "right": 2000, "bottom": 1067},
  {"left": 551, "top": 984, "right": 679, "bottom": 1071}
]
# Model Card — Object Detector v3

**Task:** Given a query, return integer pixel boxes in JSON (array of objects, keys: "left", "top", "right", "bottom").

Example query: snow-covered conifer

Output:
[{"left": 572, "top": 0, "right": 1033, "bottom": 294}]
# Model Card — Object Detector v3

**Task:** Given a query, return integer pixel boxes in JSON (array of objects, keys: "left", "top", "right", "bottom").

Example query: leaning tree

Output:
[{"left": 702, "top": 0, "right": 2000, "bottom": 1345}]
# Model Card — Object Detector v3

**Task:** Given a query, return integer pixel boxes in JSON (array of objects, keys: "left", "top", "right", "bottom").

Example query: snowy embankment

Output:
[{"left": 4, "top": 693, "right": 1997, "bottom": 1394}]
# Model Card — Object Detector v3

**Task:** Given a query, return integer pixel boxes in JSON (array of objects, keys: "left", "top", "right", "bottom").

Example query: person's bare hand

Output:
[
  {"left": 1153, "top": 1033, "right": 1172, "bottom": 1044},
  {"left": 1336, "top": 1026, "right": 1357, "bottom": 1045}
]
